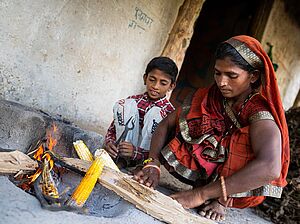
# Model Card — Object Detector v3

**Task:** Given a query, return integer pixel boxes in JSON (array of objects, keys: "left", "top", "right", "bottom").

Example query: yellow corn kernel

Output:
[
  {"left": 73, "top": 140, "right": 94, "bottom": 162},
  {"left": 94, "top": 149, "right": 120, "bottom": 172},
  {"left": 67, "top": 157, "right": 104, "bottom": 207}
]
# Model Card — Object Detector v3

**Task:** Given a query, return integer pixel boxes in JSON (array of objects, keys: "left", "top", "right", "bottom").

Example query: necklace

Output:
[{"left": 222, "top": 91, "right": 258, "bottom": 136}]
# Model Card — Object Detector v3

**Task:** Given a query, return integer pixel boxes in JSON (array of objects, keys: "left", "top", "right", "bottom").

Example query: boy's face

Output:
[{"left": 143, "top": 68, "right": 175, "bottom": 100}]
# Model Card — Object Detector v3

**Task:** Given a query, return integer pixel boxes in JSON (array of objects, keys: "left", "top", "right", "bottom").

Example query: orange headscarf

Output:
[{"left": 227, "top": 35, "right": 290, "bottom": 187}]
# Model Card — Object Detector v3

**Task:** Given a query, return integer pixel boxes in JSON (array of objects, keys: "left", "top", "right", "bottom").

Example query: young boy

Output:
[{"left": 104, "top": 56, "right": 178, "bottom": 168}]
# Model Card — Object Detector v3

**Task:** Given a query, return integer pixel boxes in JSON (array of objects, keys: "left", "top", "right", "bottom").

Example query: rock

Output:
[{"left": 0, "top": 99, "right": 46, "bottom": 153}]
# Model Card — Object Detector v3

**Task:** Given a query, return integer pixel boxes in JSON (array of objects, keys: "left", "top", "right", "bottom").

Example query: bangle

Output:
[
  {"left": 143, "top": 157, "right": 159, "bottom": 165},
  {"left": 220, "top": 176, "right": 228, "bottom": 202},
  {"left": 217, "top": 199, "right": 226, "bottom": 207},
  {"left": 143, "top": 164, "right": 161, "bottom": 176}
]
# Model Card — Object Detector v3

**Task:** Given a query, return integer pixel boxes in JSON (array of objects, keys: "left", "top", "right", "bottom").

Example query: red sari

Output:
[{"left": 161, "top": 35, "right": 290, "bottom": 208}]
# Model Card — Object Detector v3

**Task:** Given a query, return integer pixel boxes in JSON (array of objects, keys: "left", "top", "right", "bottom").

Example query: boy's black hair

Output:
[
  {"left": 215, "top": 42, "right": 262, "bottom": 89},
  {"left": 145, "top": 56, "right": 178, "bottom": 83}
]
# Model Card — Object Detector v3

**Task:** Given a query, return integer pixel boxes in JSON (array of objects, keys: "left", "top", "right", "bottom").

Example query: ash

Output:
[{"left": 58, "top": 170, "right": 132, "bottom": 218}]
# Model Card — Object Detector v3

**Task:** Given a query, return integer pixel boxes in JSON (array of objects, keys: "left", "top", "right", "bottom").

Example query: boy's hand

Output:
[
  {"left": 118, "top": 141, "right": 134, "bottom": 157},
  {"left": 105, "top": 142, "right": 118, "bottom": 158}
]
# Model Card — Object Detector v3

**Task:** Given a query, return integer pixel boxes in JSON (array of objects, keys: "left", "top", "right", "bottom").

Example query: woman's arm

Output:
[
  {"left": 133, "top": 110, "right": 177, "bottom": 188},
  {"left": 148, "top": 110, "right": 177, "bottom": 160},
  {"left": 171, "top": 119, "right": 282, "bottom": 208}
]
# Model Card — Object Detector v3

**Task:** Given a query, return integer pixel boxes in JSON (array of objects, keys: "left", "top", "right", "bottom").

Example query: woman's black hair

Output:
[
  {"left": 215, "top": 42, "right": 262, "bottom": 89},
  {"left": 145, "top": 57, "right": 178, "bottom": 83}
]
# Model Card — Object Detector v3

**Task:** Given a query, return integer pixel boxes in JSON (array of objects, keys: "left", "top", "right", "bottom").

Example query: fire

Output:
[
  {"left": 33, "top": 145, "right": 44, "bottom": 161},
  {"left": 28, "top": 123, "right": 58, "bottom": 183},
  {"left": 46, "top": 124, "right": 57, "bottom": 151}
]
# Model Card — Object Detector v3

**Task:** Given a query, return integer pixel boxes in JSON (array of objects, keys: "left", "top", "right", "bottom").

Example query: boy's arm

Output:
[
  {"left": 105, "top": 121, "right": 116, "bottom": 145},
  {"left": 105, "top": 121, "right": 119, "bottom": 158}
]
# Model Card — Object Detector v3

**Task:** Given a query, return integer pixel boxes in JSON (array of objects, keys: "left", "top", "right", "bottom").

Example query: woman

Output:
[{"left": 134, "top": 35, "right": 289, "bottom": 221}]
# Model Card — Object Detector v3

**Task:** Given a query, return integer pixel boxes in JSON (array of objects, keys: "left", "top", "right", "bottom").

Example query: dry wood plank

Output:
[
  {"left": 0, "top": 150, "right": 38, "bottom": 174},
  {"left": 62, "top": 157, "right": 215, "bottom": 224},
  {"left": 0, "top": 151, "right": 214, "bottom": 223}
]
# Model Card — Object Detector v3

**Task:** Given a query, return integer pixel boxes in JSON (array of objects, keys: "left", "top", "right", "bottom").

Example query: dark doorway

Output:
[{"left": 170, "top": 0, "right": 272, "bottom": 107}]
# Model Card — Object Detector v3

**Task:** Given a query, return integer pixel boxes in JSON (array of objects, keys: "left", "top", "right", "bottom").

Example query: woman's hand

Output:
[
  {"left": 170, "top": 188, "right": 206, "bottom": 209},
  {"left": 133, "top": 164, "right": 160, "bottom": 188}
]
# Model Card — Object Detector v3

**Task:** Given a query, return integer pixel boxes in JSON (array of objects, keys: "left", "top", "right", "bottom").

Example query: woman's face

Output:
[{"left": 214, "top": 57, "right": 258, "bottom": 100}]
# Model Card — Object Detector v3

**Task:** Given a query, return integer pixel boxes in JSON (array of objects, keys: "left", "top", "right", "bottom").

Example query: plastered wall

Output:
[
  {"left": 0, "top": 0, "right": 183, "bottom": 135},
  {"left": 261, "top": 0, "right": 300, "bottom": 110}
]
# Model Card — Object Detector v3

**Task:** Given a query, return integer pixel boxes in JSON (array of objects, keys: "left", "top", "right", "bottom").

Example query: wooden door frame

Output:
[{"left": 161, "top": 0, "right": 206, "bottom": 71}]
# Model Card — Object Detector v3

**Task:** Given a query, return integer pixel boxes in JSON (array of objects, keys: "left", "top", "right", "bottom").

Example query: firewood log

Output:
[{"left": 0, "top": 150, "right": 38, "bottom": 174}]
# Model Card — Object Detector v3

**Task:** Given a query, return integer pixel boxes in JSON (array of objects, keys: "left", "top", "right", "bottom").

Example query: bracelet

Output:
[
  {"left": 217, "top": 199, "right": 226, "bottom": 207},
  {"left": 220, "top": 176, "right": 228, "bottom": 202},
  {"left": 143, "top": 157, "right": 159, "bottom": 165},
  {"left": 143, "top": 164, "right": 161, "bottom": 176}
]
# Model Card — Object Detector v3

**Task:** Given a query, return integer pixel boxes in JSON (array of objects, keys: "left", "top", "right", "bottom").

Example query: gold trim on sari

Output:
[
  {"left": 223, "top": 100, "right": 241, "bottom": 128},
  {"left": 249, "top": 111, "right": 274, "bottom": 123},
  {"left": 223, "top": 92, "right": 259, "bottom": 130},
  {"left": 161, "top": 92, "right": 213, "bottom": 181},
  {"left": 202, "top": 144, "right": 226, "bottom": 163},
  {"left": 226, "top": 39, "right": 263, "bottom": 69},
  {"left": 178, "top": 93, "right": 214, "bottom": 145},
  {"left": 161, "top": 145, "right": 207, "bottom": 181},
  {"left": 178, "top": 93, "right": 210, "bottom": 145},
  {"left": 179, "top": 117, "right": 211, "bottom": 144},
  {"left": 230, "top": 184, "right": 282, "bottom": 198}
]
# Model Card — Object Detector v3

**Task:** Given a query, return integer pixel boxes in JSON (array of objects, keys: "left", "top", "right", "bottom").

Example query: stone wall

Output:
[
  {"left": 0, "top": 0, "right": 183, "bottom": 134},
  {"left": 261, "top": 0, "right": 300, "bottom": 110}
]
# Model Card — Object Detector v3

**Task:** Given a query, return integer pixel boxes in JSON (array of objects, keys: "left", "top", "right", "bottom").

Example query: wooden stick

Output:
[
  {"left": 62, "top": 157, "right": 215, "bottom": 224},
  {"left": 0, "top": 151, "right": 214, "bottom": 224},
  {"left": 0, "top": 150, "right": 38, "bottom": 174}
]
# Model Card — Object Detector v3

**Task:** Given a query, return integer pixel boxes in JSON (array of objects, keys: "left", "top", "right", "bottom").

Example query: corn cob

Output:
[
  {"left": 73, "top": 140, "right": 94, "bottom": 161},
  {"left": 94, "top": 149, "right": 120, "bottom": 172},
  {"left": 41, "top": 158, "right": 59, "bottom": 199},
  {"left": 67, "top": 156, "right": 104, "bottom": 207}
]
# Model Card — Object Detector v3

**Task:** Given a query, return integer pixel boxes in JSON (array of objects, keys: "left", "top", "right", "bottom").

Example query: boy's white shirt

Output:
[{"left": 113, "top": 98, "right": 164, "bottom": 151}]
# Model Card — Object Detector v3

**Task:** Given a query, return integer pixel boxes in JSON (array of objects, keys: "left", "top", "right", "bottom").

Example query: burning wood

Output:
[
  {"left": 5, "top": 123, "right": 97, "bottom": 213},
  {"left": 0, "top": 150, "right": 38, "bottom": 174},
  {"left": 0, "top": 123, "right": 214, "bottom": 223}
]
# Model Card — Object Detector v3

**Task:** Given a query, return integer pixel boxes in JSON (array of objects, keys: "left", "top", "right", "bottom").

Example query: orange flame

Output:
[
  {"left": 29, "top": 169, "right": 42, "bottom": 183},
  {"left": 46, "top": 123, "right": 57, "bottom": 151},
  {"left": 33, "top": 145, "right": 44, "bottom": 161},
  {"left": 28, "top": 123, "right": 58, "bottom": 184}
]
